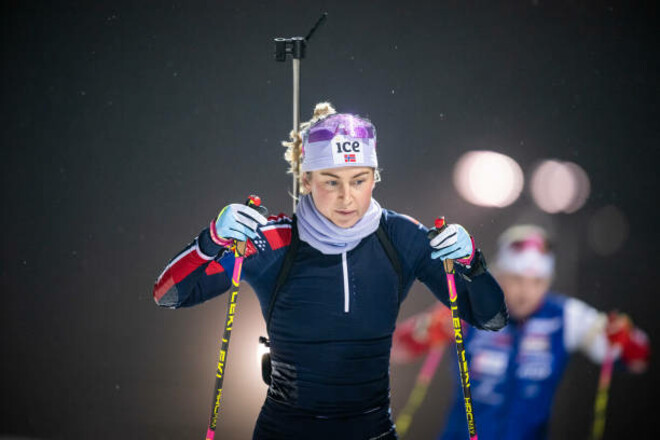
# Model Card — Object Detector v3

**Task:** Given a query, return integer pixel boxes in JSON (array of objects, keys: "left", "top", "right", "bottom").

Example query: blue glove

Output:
[
  {"left": 212, "top": 203, "right": 268, "bottom": 244},
  {"left": 429, "top": 224, "right": 474, "bottom": 261}
]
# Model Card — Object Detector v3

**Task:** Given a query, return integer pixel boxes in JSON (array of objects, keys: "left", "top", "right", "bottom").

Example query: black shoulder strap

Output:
[
  {"left": 266, "top": 215, "right": 299, "bottom": 332},
  {"left": 375, "top": 220, "right": 404, "bottom": 305}
]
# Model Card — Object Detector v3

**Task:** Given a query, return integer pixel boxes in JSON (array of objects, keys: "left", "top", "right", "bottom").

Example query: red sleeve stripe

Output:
[
  {"left": 153, "top": 244, "right": 213, "bottom": 302},
  {"left": 267, "top": 213, "right": 292, "bottom": 223},
  {"left": 153, "top": 277, "right": 175, "bottom": 303},
  {"left": 160, "top": 243, "right": 213, "bottom": 277},
  {"left": 205, "top": 260, "right": 226, "bottom": 275},
  {"left": 261, "top": 224, "right": 292, "bottom": 251}
]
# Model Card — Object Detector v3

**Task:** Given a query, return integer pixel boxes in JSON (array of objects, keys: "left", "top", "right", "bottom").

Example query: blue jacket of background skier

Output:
[
  {"left": 441, "top": 294, "right": 577, "bottom": 440},
  {"left": 154, "top": 209, "right": 508, "bottom": 417}
]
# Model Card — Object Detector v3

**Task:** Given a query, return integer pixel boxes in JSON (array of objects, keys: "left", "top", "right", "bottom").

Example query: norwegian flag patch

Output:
[{"left": 344, "top": 154, "right": 356, "bottom": 163}]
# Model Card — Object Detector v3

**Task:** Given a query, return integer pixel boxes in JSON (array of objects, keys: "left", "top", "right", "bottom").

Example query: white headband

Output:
[
  {"left": 494, "top": 247, "right": 555, "bottom": 279},
  {"left": 301, "top": 114, "right": 378, "bottom": 172}
]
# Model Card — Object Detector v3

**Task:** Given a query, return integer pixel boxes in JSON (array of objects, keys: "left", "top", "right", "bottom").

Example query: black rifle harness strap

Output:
[{"left": 260, "top": 216, "right": 405, "bottom": 384}]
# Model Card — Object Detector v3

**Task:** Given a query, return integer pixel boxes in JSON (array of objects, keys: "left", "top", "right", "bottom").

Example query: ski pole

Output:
[
  {"left": 274, "top": 12, "right": 327, "bottom": 212},
  {"left": 427, "top": 217, "right": 478, "bottom": 440},
  {"left": 590, "top": 342, "right": 619, "bottom": 440},
  {"left": 205, "top": 195, "right": 267, "bottom": 440}
]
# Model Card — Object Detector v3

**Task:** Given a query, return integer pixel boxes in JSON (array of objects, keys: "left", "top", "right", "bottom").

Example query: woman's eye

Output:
[
  {"left": 325, "top": 180, "right": 338, "bottom": 187},
  {"left": 353, "top": 180, "right": 364, "bottom": 186}
]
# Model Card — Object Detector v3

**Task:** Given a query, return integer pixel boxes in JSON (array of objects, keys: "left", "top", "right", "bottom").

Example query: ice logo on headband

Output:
[
  {"left": 331, "top": 131, "right": 364, "bottom": 165},
  {"left": 301, "top": 114, "right": 377, "bottom": 172}
]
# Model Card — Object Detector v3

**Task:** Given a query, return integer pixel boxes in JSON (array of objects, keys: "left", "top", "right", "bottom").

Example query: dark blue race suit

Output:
[{"left": 154, "top": 209, "right": 508, "bottom": 439}]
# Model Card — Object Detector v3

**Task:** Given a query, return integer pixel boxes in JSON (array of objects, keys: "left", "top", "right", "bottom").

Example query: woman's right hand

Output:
[{"left": 211, "top": 203, "right": 268, "bottom": 245}]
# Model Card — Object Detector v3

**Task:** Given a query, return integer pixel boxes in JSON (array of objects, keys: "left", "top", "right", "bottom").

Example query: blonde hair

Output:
[
  {"left": 282, "top": 102, "right": 337, "bottom": 194},
  {"left": 282, "top": 102, "right": 381, "bottom": 199}
]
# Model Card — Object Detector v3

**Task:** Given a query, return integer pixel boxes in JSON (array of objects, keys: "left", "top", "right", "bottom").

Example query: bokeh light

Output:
[
  {"left": 530, "top": 160, "right": 591, "bottom": 213},
  {"left": 453, "top": 151, "right": 524, "bottom": 207},
  {"left": 588, "top": 205, "right": 629, "bottom": 256},
  {"left": 563, "top": 162, "right": 591, "bottom": 213}
]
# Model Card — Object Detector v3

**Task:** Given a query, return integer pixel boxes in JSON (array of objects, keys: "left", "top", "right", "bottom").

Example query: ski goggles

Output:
[{"left": 509, "top": 236, "right": 552, "bottom": 254}]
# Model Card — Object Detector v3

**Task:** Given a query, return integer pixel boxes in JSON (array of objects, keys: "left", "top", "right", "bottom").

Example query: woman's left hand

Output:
[{"left": 429, "top": 223, "right": 474, "bottom": 263}]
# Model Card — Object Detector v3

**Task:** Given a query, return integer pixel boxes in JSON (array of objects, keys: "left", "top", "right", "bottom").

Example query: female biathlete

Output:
[{"left": 153, "top": 103, "right": 508, "bottom": 439}]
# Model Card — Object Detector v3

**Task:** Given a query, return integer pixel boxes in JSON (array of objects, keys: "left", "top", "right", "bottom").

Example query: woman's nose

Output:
[{"left": 339, "top": 183, "right": 351, "bottom": 199}]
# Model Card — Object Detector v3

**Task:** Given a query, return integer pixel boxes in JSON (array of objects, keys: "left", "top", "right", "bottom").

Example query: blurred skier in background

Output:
[{"left": 392, "top": 224, "right": 650, "bottom": 440}]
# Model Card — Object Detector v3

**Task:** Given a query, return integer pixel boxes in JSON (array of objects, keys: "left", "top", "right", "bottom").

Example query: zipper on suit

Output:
[{"left": 342, "top": 252, "right": 349, "bottom": 313}]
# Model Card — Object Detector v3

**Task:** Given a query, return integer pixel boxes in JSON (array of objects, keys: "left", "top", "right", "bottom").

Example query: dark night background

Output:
[{"left": 1, "top": 1, "right": 658, "bottom": 439}]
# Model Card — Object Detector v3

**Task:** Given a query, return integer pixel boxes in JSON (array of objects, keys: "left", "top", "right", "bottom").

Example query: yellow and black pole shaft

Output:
[
  {"left": 590, "top": 342, "right": 619, "bottom": 440},
  {"left": 428, "top": 217, "right": 478, "bottom": 440},
  {"left": 205, "top": 195, "right": 267, "bottom": 440}
]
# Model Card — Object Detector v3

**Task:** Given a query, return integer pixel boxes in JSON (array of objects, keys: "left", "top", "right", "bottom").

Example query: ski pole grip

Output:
[
  {"left": 427, "top": 217, "right": 454, "bottom": 273},
  {"left": 245, "top": 195, "right": 268, "bottom": 217},
  {"left": 427, "top": 216, "right": 447, "bottom": 240},
  {"left": 235, "top": 195, "right": 269, "bottom": 256}
]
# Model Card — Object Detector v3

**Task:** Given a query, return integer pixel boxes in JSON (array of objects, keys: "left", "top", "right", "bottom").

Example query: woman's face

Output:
[
  {"left": 496, "top": 272, "right": 551, "bottom": 320},
  {"left": 303, "top": 166, "right": 375, "bottom": 228}
]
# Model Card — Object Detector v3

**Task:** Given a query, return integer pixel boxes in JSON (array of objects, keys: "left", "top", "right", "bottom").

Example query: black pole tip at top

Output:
[
  {"left": 274, "top": 12, "right": 327, "bottom": 62},
  {"left": 305, "top": 12, "right": 328, "bottom": 41}
]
